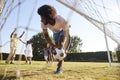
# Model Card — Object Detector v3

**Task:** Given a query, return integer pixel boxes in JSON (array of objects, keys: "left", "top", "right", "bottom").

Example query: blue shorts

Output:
[{"left": 53, "top": 30, "right": 65, "bottom": 43}]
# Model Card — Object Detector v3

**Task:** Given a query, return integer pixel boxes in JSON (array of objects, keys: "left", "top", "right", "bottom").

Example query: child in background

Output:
[
  {"left": 20, "top": 40, "right": 33, "bottom": 64},
  {"left": 43, "top": 43, "right": 53, "bottom": 64}
]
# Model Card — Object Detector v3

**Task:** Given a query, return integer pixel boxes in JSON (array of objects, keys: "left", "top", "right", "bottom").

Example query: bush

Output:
[
  {"left": 1, "top": 51, "right": 113, "bottom": 62},
  {"left": 116, "top": 51, "right": 120, "bottom": 62},
  {"left": 65, "top": 51, "right": 112, "bottom": 62}
]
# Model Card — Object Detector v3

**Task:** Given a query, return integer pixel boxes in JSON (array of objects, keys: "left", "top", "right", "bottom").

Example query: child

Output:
[
  {"left": 43, "top": 43, "right": 53, "bottom": 64},
  {"left": 20, "top": 40, "right": 33, "bottom": 64},
  {"left": 37, "top": 5, "right": 70, "bottom": 74}
]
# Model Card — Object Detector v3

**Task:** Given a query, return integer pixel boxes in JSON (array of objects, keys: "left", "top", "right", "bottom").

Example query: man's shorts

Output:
[{"left": 53, "top": 30, "right": 65, "bottom": 43}]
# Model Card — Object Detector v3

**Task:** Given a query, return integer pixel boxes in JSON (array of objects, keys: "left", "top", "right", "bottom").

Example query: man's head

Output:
[{"left": 37, "top": 5, "right": 56, "bottom": 25}]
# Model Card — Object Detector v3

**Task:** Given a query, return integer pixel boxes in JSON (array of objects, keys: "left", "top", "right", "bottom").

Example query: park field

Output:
[{"left": 0, "top": 61, "right": 120, "bottom": 80}]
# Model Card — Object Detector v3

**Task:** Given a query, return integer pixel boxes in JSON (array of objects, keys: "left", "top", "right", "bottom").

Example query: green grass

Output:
[{"left": 0, "top": 61, "right": 120, "bottom": 80}]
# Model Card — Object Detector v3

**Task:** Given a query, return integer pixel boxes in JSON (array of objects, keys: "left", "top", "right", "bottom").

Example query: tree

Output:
[
  {"left": 29, "top": 32, "right": 46, "bottom": 60},
  {"left": 29, "top": 32, "right": 54, "bottom": 60},
  {"left": 68, "top": 36, "right": 82, "bottom": 53}
]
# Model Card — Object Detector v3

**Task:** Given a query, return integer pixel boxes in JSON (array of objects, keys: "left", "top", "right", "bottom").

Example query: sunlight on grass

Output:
[{"left": 0, "top": 61, "right": 120, "bottom": 80}]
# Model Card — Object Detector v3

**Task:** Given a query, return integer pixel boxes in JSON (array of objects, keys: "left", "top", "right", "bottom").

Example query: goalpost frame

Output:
[{"left": 103, "top": 24, "right": 112, "bottom": 67}]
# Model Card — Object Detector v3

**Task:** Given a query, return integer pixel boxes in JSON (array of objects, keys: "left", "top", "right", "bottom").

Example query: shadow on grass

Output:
[
  {"left": 0, "top": 75, "right": 16, "bottom": 80},
  {"left": 0, "top": 62, "right": 6, "bottom": 65},
  {"left": 21, "top": 67, "right": 54, "bottom": 78}
]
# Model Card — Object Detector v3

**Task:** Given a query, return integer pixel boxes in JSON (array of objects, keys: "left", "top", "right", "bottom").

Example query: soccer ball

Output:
[{"left": 53, "top": 48, "right": 66, "bottom": 60}]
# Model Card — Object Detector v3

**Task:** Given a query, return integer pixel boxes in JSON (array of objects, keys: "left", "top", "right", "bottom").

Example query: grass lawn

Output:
[{"left": 0, "top": 61, "right": 120, "bottom": 80}]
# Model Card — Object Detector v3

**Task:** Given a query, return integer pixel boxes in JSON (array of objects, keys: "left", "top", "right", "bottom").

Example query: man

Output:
[
  {"left": 5, "top": 28, "right": 25, "bottom": 64},
  {"left": 37, "top": 5, "right": 70, "bottom": 74}
]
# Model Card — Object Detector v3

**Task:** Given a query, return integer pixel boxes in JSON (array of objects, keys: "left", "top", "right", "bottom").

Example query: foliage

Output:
[
  {"left": 115, "top": 44, "right": 120, "bottom": 51},
  {"left": 116, "top": 51, "right": 120, "bottom": 62},
  {"left": 1, "top": 51, "right": 114, "bottom": 62},
  {"left": 29, "top": 32, "right": 54, "bottom": 61},
  {"left": 68, "top": 36, "right": 82, "bottom": 53},
  {"left": 65, "top": 51, "right": 112, "bottom": 62},
  {"left": 29, "top": 32, "right": 46, "bottom": 60}
]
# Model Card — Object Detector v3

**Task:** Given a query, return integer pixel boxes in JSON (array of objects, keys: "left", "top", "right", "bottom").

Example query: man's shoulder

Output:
[{"left": 56, "top": 15, "right": 67, "bottom": 24}]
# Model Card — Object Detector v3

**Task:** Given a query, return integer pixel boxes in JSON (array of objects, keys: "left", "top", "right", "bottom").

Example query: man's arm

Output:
[{"left": 43, "top": 29, "right": 54, "bottom": 46}]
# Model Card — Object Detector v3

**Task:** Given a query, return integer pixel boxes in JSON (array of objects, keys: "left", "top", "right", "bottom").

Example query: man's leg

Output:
[
  {"left": 55, "top": 60, "right": 63, "bottom": 74},
  {"left": 58, "top": 35, "right": 65, "bottom": 49},
  {"left": 53, "top": 31, "right": 65, "bottom": 74},
  {"left": 53, "top": 30, "right": 65, "bottom": 49}
]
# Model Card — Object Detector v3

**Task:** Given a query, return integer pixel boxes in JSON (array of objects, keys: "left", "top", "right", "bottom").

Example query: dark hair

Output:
[
  {"left": 37, "top": 5, "right": 56, "bottom": 20},
  {"left": 27, "top": 41, "right": 30, "bottom": 44}
]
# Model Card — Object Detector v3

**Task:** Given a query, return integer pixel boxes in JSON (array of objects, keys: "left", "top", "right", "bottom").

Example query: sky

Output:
[{"left": 0, "top": 0, "right": 117, "bottom": 54}]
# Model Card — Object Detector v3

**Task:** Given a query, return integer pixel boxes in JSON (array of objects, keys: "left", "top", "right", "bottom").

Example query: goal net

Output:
[
  {"left": 57, "top": 0, "right": 120, "bottom": 45},
  {"left": 56, "top": 0, "right": 120, "bottom": 67}
]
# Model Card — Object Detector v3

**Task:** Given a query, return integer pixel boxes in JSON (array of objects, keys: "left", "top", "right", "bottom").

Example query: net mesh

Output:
[{"left": 57, "top": 0, "right": 120, "bottom": 45}]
